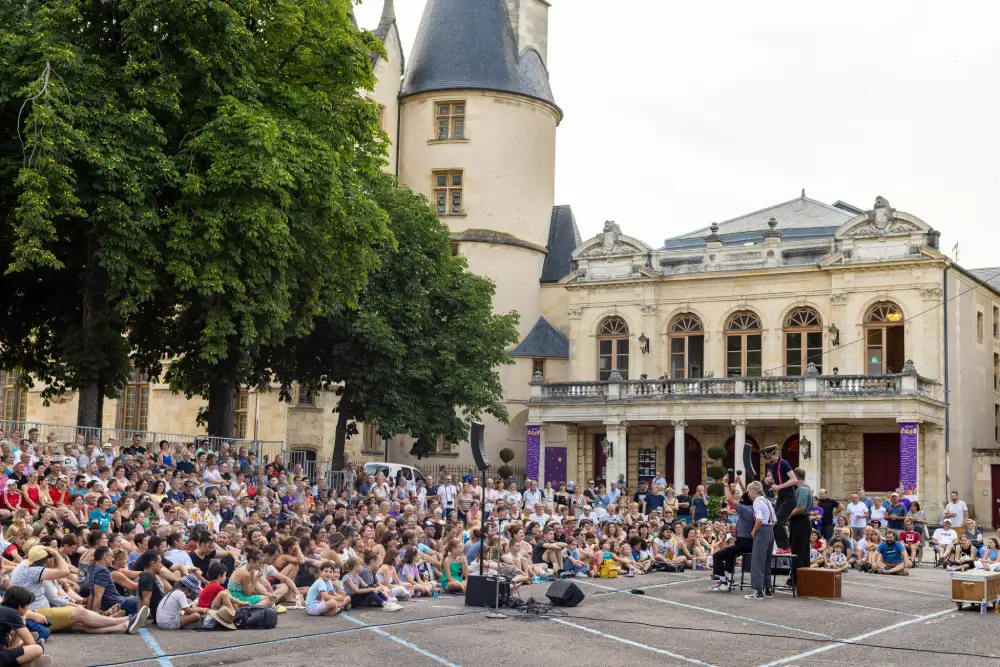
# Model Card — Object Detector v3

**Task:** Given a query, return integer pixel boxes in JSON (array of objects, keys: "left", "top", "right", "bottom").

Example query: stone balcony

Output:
[{"left": 528, "top": 361, "right": 944, "bottom": 422}]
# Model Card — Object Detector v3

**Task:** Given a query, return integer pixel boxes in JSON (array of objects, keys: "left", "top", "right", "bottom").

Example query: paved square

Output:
[{"left": 48, "top": 566, "right": 1000, "bottom": 667}]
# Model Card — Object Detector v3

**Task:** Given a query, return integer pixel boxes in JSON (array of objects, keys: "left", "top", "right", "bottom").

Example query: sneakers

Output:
[
  {"left": 775, "top": 548, "right": 791, "bottom": 555},
  {"left": 764, "top": 588, "right": 774, "bottom": 598},
  {"left": 745, "top": 591, "right": 765, "bottom": 600},
  {"left": 382, "top": 602, "right": 403, "bottom": 612},
  {"left": 275, "top": 605, "right": 288, "bottom": 614},
  {"left": 127, "top": 606, "right": 150, "bottom": 635},
  {"left": 709, "top": 582, "right": 727, "bottom": 592}
]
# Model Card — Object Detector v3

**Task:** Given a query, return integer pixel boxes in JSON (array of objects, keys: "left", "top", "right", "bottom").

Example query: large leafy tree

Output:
[
  {"left": 269, "top": 175, "right": 519, "bottom": 468},
  {"left": 0, "top": 0, "right": 390, "bottom": 431}
]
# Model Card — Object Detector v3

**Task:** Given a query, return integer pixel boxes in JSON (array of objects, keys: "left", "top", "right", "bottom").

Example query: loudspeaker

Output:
[
  {"left": 545, "top": 580, "right": 585, "bottom": 607},
  {"left": 470, "top": 422, "right": 490, "bottom": 471},
  {"left": 465, "top": 575, "right": 509, "bottom": 608}
]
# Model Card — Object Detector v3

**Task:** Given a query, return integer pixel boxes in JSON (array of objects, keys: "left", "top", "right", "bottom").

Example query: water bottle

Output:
[{"left": 981, "top": 602, "right": 987, "bottom": 615}]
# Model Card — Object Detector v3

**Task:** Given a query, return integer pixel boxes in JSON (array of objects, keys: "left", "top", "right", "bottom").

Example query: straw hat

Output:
[
  {"left": 208, "top": 607, "right": 237, "bottom": 630},
  {"left": 25, "top": 545, "right": 49, "bottom": 566}
]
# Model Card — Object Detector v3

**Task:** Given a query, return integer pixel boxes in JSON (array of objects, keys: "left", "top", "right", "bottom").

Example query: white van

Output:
[{"left": 363, "top": 462, "right": 429, "bottom": 491}]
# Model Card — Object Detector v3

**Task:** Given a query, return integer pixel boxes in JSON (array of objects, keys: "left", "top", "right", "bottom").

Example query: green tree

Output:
[
  {"left": 0, "top": 0, "right": 391, "bottom": 431},
  {"left": 269, "top": 175, "right": 519, "bottom": 468}
]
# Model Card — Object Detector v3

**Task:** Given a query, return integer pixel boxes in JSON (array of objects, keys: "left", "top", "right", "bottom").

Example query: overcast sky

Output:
[{"left": 355, "top": 0, "right": 1000, "bottom": 271}]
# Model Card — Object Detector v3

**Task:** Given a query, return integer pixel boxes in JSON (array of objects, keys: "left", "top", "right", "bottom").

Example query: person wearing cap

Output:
[
  {"left": 930, "top": 519, "right": 959, "bottom": 567},
  {"left": 762, "top": 445, "right": 798, "bottom": 555},
  {"left": 156, "top": 573, "right": 208, "bottom": 629}
]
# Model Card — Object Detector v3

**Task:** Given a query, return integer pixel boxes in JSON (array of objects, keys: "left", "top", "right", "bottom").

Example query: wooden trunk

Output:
[
  {"left": 951, "top": 571, "right": 1000, "bottom": 606},
  {"left": 796, "top": 567, "right": 842, "bottom": 599}
]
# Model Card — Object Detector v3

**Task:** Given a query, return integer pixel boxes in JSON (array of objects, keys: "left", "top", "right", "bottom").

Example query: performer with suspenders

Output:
[
  {"left": 746, "top": 481, "right": 776, "bottom": 600},
  {"left": 762, "top": 445, "right": 798, "bottom": 554}
]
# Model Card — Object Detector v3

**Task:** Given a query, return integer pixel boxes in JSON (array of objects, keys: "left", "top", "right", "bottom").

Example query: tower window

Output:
[
  {"left": 532, "top": 359, "right": 545, "bottom": 377},
  {"left": 433, "top": 170, "right": 464, "bottom": 215},
  {"left": 435, "top": 101, "right": 465, "bottom": 140}
]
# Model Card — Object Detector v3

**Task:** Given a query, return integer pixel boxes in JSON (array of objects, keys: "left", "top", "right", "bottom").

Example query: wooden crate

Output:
[
  {"left": 796, "top": 567, "right": 842, "bottom": 599},
  {"left": 951, "top": 571, "right": 1000, "bottom": 608}
]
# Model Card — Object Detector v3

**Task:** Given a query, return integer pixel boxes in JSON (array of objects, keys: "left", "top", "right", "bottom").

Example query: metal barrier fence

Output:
[
  {"left": 416, "top": 463, "right": 527, "bottom": 484},
  {"left": 0, "top": 419, "right": 282, "bottom": 461},
  {"left": 325, "top": 470, "right": 357, "bottom": 504}
]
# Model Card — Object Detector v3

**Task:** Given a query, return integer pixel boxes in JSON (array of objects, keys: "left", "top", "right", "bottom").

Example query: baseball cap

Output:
[{"left": 179, "top": 574, "right": 202, "bottom": 594}]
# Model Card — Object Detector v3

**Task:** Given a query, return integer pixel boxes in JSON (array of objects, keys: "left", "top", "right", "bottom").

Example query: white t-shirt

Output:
[
  {"left": 932, "top": 528, "right": 957, "bottom": 546},
  {"left": 522, "top": 489, "right": 542, "bottom": 507},
  {"left": 485, "top": 489, "right": 502, "bottom": 512},
  {"left": 869, "top": 506, "right": 886, "bottom": 524},
  {"left": 846, "top": 502, "right": 869, "bottom": 528},
  {"left": 943, "top": 501, "right": 968, "bottom": 527},
  {"left": 438, "top": 484, "right": 457, "bottom": 508},
  {"left": 155, "top": 589, "right": 190, "bottom": 629}
]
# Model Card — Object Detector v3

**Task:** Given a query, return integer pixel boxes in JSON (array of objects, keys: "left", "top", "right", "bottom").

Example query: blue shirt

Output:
[
  {"left": 91, "top": 565, "right": 127, "bottom": 610},
  {"left": 693, "top": 496, "right": 709, "bottom": 521},
  {"left": 885, "top": 503, "right": 907, "bottom": 529},
  {"left": 877, "top": 540, "right": 905, "bottom": 564},
  {"left": 306, "top": 578, "right": 334, "bottom": 607},
  {"left": 89, "top": 508, "right": 112, "bottom": 532}
]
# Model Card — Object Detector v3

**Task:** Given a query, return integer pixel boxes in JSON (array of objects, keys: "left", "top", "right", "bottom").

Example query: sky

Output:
[{"left": 354, "top": 0, "right": 1000, "bottom": 270}]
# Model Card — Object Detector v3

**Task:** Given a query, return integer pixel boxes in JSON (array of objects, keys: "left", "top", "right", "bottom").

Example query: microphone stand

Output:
[{"left": 480, "top": 467, "right": 505, "bottom": 619}]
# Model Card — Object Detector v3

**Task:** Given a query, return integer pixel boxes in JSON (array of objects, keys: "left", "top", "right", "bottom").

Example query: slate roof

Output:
[
  {"left": 512, "top": 317, "right": 570, "bottom": 358},
  {"left": 541, "top": 205, "right": 582, "bottom": 283},
  {"left": 400, "top": 0, "right": 559, "bottom": 113},
  {"left": 968, "top": 267, "right": 1000, "bottom": 295},
  {"left": 668, "top": 196, "right": 855, "bottom": 241}
]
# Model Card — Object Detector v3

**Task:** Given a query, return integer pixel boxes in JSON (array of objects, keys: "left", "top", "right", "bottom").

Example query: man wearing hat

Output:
[{"left": 762, "top": 445, "right": 798, "bottom": 555}]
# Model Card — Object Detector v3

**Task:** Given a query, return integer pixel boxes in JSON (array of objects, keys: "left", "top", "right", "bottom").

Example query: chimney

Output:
[{"left": 506, "top": 0, "right": 551, "bottom": 67}]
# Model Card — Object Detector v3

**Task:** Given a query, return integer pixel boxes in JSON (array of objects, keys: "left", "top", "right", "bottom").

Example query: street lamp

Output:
[
  {"left": 600, "top": 437, "right": 614, "bottom": 459},
  {"left": 828, "top": 324, "right": 840, "bottom": 347},
  {"left": 638, "top": 333, "right": 650, "bottom": 354},
  {"left": 800, "top": 436, "right": 811, "bottom": 460}
]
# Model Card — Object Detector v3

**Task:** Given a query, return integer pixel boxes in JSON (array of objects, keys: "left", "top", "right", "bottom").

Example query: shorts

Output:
[
  {"left": 306, "top": 600, "right": 329, "bottom": 616},
  {"left": 157, "top": 617, "right": 181, "bottom": 630},
  {"left": 0, "top": 648, "right": 25, "bottom": 667},
  {"left": 37, "top": 607, "right": 75, "bottom": 632}
]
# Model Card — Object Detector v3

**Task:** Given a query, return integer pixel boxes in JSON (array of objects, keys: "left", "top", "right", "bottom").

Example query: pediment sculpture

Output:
[
  {"left": 849, "top": 196, "right": 920, "bottom": 237},
  {"left": 579, "top": 220, "right": 644, "bottom": 257}
]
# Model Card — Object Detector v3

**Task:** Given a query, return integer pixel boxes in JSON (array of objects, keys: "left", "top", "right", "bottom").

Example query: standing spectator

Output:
[
  {"left": 692, "top": 485, "right": 709, "bottom": 522},
  {"left": 942, "top": 491, "right": 968, "bottom": 529},
  {"left": 675, "top": 485, "right": 692, "bottom": 525},
  {"left": 437, "top": 476, "right": 458, "bottom": 513},
  {"left": 846, "top": 492, "right": 869, "bottom": 541},
  {"left": 816, "top": 489, "right": 842, "bottom": 541}
]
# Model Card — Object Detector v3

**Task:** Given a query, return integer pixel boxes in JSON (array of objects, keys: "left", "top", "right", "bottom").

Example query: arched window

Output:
[
  {"left": 725, "top": 311, "right": 762, "bottom": 377},
  {"left": 668, "top": 314, "right": 704, "bottom": 380},
  {"left": 597, "top": 316, "right": 629, "bottom": 380},
  {"left": 784, "top": 308, "right": 823, "bottom": 376},
  {"left": 865, "top": 302, "right": 904, "bottom": 374}
]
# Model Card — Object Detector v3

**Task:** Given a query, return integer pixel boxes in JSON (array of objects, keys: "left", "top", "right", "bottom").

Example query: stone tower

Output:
[{"left": 397, "top": 0, "right": 565, "bottom": 464}]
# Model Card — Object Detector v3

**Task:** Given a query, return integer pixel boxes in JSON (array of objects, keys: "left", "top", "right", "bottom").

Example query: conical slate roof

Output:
[{"left": 401, "top": 0, "right": 559, "bottom": 112}]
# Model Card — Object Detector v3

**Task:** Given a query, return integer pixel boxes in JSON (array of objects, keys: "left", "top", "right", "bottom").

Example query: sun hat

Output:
[
  {"left": 208, "top": 607, "right": 237, "bottom": 630},
  {"left": 25, "top": 546, "right": 49, "bottom": 566}
]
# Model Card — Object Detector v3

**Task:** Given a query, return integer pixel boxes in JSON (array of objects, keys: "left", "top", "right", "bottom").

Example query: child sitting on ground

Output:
[
  {"left": 824, "top": 542, "right": 850, "bottom": 572},
  {"left": 306, "top": 562, "right": 350, "bottom": 617}
]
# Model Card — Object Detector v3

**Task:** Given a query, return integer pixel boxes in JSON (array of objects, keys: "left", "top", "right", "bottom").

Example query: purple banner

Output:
[
  {"left": 526, "top": 425, "right": 541, "bottom": 481},
  {"left": 899, "top": 422, "right": 918, "bottom": 499}
]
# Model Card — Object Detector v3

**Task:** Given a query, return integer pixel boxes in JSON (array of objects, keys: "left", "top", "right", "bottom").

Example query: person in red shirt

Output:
[
  {"left": 0, "top": 478, "right": 23, "bottom": 519},
  {"left": 48, "top": 475, "right": 71, "bottom": 506},
  {"left": 198, "top": 562, "right": 245, "bottom": 611},
  {"left": 899, "top": 517, "right": 924, "bottom": 564}
]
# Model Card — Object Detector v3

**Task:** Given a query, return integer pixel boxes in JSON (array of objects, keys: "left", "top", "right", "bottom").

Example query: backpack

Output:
[
  {"left": 234, "top": 605, "right": 278, "bottom": 630},
  {"left": 597, "top": 558, "right": 619, "bottom": 579}
]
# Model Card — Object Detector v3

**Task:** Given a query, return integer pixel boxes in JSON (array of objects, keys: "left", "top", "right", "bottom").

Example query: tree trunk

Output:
[
  {"left": 206, "top": 376, "right": 236, "bottom": 438},
  {"left": 76, "top": 381, "right": 103, "bottom": 429},
  {"left": 332, "top": 386, "right": 352, "bottom": 470},
  {"left": 77, "top": 232, "right": 104, "bottom": 429}
]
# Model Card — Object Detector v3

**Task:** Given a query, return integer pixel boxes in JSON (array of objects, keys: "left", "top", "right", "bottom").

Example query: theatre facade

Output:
[{"left": 518, "top": 195, "right": 1000, "bottom": 520}]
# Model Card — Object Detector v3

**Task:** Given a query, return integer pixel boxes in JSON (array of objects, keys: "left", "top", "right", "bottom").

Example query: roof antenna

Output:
[{"left": 801, "top": 188, "right": 806, "bottom": 199}]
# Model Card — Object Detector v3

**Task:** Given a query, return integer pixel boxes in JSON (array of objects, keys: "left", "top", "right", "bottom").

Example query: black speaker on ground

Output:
[
  {"left": 465, "top": 575, "right": 509, "bottom": 608},
  {"left": 545, "top": 580, "right": 585, "bottom": 607},
  {"left": 470, "top": 422, "right": 490, "bottom": 471}
]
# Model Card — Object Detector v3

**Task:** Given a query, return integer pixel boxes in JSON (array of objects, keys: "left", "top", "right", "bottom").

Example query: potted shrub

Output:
[{"left": 497, "top": 448, "right": 515, "bottom": 481}]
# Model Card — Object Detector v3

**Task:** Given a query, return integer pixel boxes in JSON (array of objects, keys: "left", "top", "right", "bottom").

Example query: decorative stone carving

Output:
[
  {"left": 576, "top": 267, "right": 587, "bottom": 278},
  {"left": 580, "top": 221, "right": 644, "bottom": 257},
  {"left": 850, "top": 198, "right": 920, "bottom": 237},
  {"left": 872, "top": 196, "right": 893, "bottom": 230},
  {"left": 640, "top": 304, "right": 657, "bottom": 316},
  {"left": 708, "top": 253, "right": 716, "bottom": 261},
  {"left": 919, "top": 286, "right": 942, "bottom": 300},
  {"left": 910, "top": 245, "right": 922, "bottom": 255},
  {"left": 843, "top": 249, "right": 853, "bottom": 259},
  {"left": 705, "top": 222, "right": 722, "bottom": 243},
  {"left": 631, "top": 263, "right": 642, "bottom": 274},
  {"left": 766, "top": 249, "right": 775, "bottom": 258},
  {"left": 566, "top": 306, "right": 583, "bottom": 318},
  {"left": 762, "top": 217, "right": 781, "bottom": 239},
  {"left": 830, "top": 291, "right": 848, "bottom": 305}
]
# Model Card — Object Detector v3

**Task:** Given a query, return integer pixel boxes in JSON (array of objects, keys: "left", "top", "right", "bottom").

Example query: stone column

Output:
[
  {"left": 673, "top": 420, "right": 687, "bottom": 490},
  {"left": 798, "top": 419, "right": 823, "bottom": 489},
  {"left": 732, "top": 419, "right": 747, "bottom": 477},
  {"left": 603, "top": 420, "right": 628, "bottom": 486}
]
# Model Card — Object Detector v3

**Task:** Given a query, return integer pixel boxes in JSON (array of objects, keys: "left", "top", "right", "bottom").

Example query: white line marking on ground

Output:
[
  {"left": 756, "top": 608, "right": 954, "bottom": 667},
  {"left": 551, "top": 618, "right": 714, "bottom": 666},
  {"left": 640, "top": 595, "right": 833, "bottom": 638},
  {"left": 775, "top": 593, "right": 920, "bottom": 617},
  {"left": 344, "top": 614, "right": 461, "bottom": 667},
  {"left": 844, "top": 580, "right": 950, "bottom": 598},
  {"left": 580, "top": 578, "right": 704, "bottom": 595},
  {"left": 138, "top": 628, "right": 173, "bottom": 667}
]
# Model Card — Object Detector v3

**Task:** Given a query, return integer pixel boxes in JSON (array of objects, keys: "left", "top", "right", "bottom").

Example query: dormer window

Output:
[{"left": 435, "top": 101, "right": 465, "bottom": 140}]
